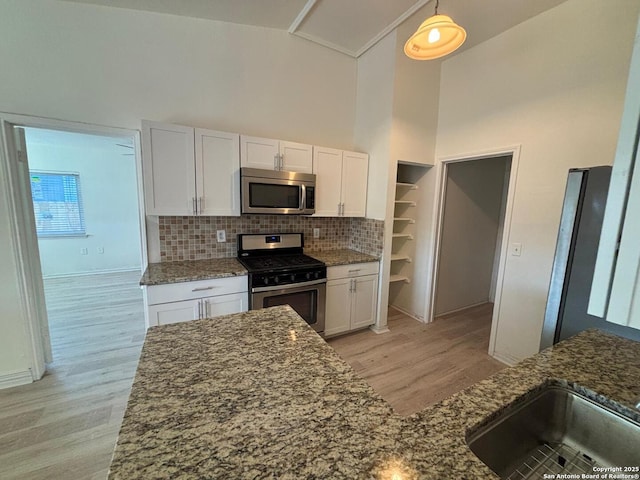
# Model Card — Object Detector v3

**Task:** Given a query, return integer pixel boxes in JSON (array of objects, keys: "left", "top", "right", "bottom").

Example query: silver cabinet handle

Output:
[
  {"left": 197, "top": 299, "right": 202, "bottom": 319},
  {"left": 192, "top": 286, "right": 215, "bottom": 292},
  {"left": 348, "top": 268, "right": 361, "bottom": 274},
  {"left": 206, "top": 300, "right": 210, "bottom": 318},
  {"left": 192, "top": 197, "right": 197, "bottom": 214},
  {"left": 337, "top": 203, "right": 341, "bottom": 215},
  {"left": 353, "top": 278, "right": 357, "bottom": 293},
  {"left": 349, "top": 279, "right": 354, "bottom": 292},
  {"left": 279, "top": 153, "right": 284, "bottom": 171},
  {"left": 198, "top": 196, "right": 204, "bottom": 214},
  {"left": 274, "top": 154, "right": 279, "bottom": 170}
]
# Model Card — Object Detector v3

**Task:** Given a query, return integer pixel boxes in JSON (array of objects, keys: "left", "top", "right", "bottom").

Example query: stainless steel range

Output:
[{"left": 237, "top": 233, "right": 326, "bottom": 336}]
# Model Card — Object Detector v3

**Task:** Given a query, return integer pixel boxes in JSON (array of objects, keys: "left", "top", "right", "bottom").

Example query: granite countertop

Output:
[
  {"left": 306, "top": 248, "right": 379, "bottom": 266},
  {"left": 109, "top": 305, "right": 640, "bottom": 479},
  {"left": 140, "top": 258, "right": 247, "bottom": 286},
  {"left": 140, "top": 249, "right": 378, "bottom": 285}
]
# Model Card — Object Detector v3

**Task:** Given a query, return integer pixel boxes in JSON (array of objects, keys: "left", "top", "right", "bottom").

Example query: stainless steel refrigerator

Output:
[{"left": 540, "top": 166, "right": 640, "bottom": 349}]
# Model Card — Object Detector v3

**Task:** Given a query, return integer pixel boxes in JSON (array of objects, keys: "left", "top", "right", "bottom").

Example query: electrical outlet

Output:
[
  {"left": 510, "top": 242, "right": 523, "bottom": 256},
  {"left": 313, "top": 228, "right": 320, "bottom": 238},
  {"left": 97, "top": 247, "right": 104, "bottom": 254},
  {"left": 216, "top": 230, "right": 226, "bottom": 243},
  {"left": 80, "top": 248, "right": 88, "bottom": 255}
]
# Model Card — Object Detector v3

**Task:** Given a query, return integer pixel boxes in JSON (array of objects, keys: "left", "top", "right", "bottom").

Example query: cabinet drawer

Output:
[
  {"left": 146, "top": 276, "right": 247, "bottom": 305},
  {"left": 327, "top": 262, "right": 379, "bottom": 280}
]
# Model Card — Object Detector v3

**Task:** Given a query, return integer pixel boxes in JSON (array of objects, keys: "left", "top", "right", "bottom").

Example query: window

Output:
[{"left": 30, "top": 172, "right": 86, "bottom": 237}]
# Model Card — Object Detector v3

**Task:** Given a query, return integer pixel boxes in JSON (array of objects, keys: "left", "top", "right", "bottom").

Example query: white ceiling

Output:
[{"left": 60, "top": 0, "right": 569, "bottom": 58}]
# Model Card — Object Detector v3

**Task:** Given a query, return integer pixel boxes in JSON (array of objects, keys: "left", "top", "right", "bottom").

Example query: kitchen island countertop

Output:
[{"left": 109, "top": 305, "right": 640, "bottom": 479}]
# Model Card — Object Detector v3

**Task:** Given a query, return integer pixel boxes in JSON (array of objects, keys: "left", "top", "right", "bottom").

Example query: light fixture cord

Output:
[{"left": 434, "top": 0, "right": 439, "bottom": 14}]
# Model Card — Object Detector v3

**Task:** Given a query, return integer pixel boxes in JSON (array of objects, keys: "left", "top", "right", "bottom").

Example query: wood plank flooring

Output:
[
  {"left": 0, "top": 271, "right": 145, "bottom": 480},
  {"left": 0, "top": 277, "right": 504, "bottom": 478},
  {"left": 327, "top": 303, "right": 507, "bottom": 416}
]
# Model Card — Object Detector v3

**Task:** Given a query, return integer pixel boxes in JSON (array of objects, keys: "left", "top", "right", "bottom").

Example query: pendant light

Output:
[{"left": 404, "top": 0, "right": 466, "bottom": 60}]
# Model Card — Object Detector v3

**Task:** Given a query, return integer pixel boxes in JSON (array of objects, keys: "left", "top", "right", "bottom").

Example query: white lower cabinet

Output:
[
  {"left": 325, "top": 263, "right": 379, "bottom": 337},
  {"left": 144, "top": 276, "right": 248, "bottom": 328}
]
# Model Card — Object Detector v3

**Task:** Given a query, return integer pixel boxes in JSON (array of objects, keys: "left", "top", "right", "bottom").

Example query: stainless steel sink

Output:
[{"left": 466, "top": 386, "right": 640, "bottom": 479}]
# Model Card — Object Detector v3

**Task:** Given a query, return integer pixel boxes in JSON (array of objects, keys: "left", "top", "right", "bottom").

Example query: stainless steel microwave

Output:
[{"left": 240, "top": 168, "right": 316, "bottom": 215}]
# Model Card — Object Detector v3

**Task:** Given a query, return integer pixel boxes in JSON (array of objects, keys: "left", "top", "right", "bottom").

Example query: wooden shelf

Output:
[
  {"left": 394, "top": 200, "right": 416, "bottom": 206},
  {"left": 392, "top": 233, "right": 413, "bottom": 240},
  {"left": 396, "top": 182, "right": 418, "bottom": 190},
  {"left": 393, "top": 217, "right": 415, "bottom": 224},
  {"left": 390, "top": 254, "right": 412, "bottom": 262},
  {"left": 389, "top": 275, "right": 411, "bottom": 284}
]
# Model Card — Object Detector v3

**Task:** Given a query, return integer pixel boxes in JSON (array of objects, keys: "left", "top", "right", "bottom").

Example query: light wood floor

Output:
[
  {"left": 327, "top": 303, "right": 507, "bottom": 416},
  {"left": 0, "top": 271, "right": 145, "bottom": 480}
]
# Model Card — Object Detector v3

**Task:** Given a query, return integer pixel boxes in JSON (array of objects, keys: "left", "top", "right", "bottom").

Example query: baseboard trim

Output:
[
  {"left": 490, "top": 352, "right": 518, "bottom": 367},
  {"left": 0, "top": 370, "right": 33, "bottom": 390},
  {"left": 435, "top": 300, "right": 492, "bottom": 318},
  {"left": 370, "top": 325, "right": 390, "bottom": 334},
  {"left": 388, "top": 304, "right": 425, "bottom": 323}
]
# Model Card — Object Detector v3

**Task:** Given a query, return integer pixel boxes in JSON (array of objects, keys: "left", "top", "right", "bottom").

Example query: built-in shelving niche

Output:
[{"left": 389, "top": 162, "right": 432, "bottom": 320}]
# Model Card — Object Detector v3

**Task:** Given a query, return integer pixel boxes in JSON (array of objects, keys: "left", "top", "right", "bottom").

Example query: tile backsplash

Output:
[{"left": 158, "top": 215, "right": 384, "bottom": 262}]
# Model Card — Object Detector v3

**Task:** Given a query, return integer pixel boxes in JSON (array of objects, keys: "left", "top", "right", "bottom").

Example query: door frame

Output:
[
  {"left": 0, "top": 112, "right": 146, "bottom": 380},
  {"left": 427, "top": 145, "right": 521, "bottom": 358}
]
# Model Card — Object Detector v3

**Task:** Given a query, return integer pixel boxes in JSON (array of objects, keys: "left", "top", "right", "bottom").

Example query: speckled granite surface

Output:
[
  {"left": 140, "top": 258, "right": 247, "bottom": 286},
  {"left": 306, "top": 248, "right": 379, "bottom": 266},
  {"left": 109, "top": 306, "right": 640, "bottom": 479}
]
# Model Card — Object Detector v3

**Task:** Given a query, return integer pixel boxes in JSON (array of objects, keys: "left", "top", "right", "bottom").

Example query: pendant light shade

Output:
[{"left": 404, "top": 3, "right": 466, "bottom": 60}]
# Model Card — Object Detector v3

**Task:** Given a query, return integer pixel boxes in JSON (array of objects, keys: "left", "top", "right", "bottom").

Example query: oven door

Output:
[{"left": 251, "top": 279, "right": 326, "bottom": 335}]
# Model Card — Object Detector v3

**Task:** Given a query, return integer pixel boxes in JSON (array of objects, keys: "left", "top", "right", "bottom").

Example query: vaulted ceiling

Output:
[{"left": 60, "top": 0, "right": 569, "bottom": 58}]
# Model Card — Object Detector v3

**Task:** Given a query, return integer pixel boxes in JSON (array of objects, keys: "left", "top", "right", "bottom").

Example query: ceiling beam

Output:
[
  {"left": 355, "top": 0, "right": 432, "bottom": 58},
  {"left": 288, "top": 0, "right": 318, "bottom": 34}
]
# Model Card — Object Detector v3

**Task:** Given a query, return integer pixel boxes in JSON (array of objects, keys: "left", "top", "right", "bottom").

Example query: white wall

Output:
[
  {"left": 435, "top": 157, "right": 509, "bottom": 316},
  {"left": 436, "top": 0, "right": 640, "bottom": 362},
  {"left": 25, "top": 129, "right": 141, "bottom": 277},
  {"left": 0, "top": 0, "right": 357, "bottom": 149},
  {"left": 0, "top": 0, "right": 357, "bottom": 387}
]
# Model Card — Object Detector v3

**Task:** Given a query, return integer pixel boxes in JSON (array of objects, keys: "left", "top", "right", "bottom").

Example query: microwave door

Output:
[{"left": 242, "top": 177, "right": 302, "bottom": 214}]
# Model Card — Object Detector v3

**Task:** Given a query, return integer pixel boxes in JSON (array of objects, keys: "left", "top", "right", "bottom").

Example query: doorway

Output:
[
  {"left": 430, "top": 148, "right": 519, "bottom": 357},
  {"left": 0, "top": 116, "right": 147, "bottom": 378},
  {"left": 23, "top": 127, "right": 145, "bottom": 364}
]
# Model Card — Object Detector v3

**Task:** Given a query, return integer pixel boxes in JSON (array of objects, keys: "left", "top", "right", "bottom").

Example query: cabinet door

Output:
[
  {"left": 313, "top": 147, "right": 343, "bottom": 216},
  {"left": 147, "top": 298, "right": 201, "bottom": 327},
  {"left": 341, "top": 151, "right": 369, "bottom": 217},
  {"left": 142, "top": 121, "right": 196, "bottom": 216},
  {"left": 195, "top": 128, "right": 240, "bottom": 216},
  {"left": 240, "top": 135, "right": 279, "bottom": 170},
  {"left": 325, "top": 278, "right": 352, "bottom": 337},
  {"left": 280, "top": 141, "right": 313, "bottom": 173},
  {"left": 351, "top": 274, "right": 378, "bottom": 330},
  {"left": 203, "top": 293, "right": 248, "bottom": 318}
]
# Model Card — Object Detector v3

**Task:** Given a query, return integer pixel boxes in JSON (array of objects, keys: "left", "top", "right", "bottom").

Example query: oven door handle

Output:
[{"left": 252, "top": 278, "right": 326, "bottom": 293}]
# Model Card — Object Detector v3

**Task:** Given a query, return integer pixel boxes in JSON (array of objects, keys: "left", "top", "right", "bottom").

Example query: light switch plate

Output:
[{"left": 216, "top": 230, "right": 226, "bottom": 243}]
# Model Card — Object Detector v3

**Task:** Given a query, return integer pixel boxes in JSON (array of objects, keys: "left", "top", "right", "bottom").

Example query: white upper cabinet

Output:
[
  {"left": 589, "top": 16, "right": 640, "bottom": 329},
  {"left": 142, "top": 121, "right": 196, "bottom": 216},
  {"left": 313, "top": 147, "right": 368, "bottom": 217},
  {"left": 239, "top": 135, "right": 280, "bottom": 170},
  {"left": 341, "top": 151, "right": 369, "bottom": 217},
  {"left": 142, "top": 121, "right": 240, "bottom": 216},
  {"left": 195, "top": 128, "right": 240, "bottom": 216},
  {"left": 280, "top": 141, "right": 313, "bottom": 173},
  {"left": 313, "top": 147, "right": 343, "bottom": 216},
  {"left": 240, "top": 135, "right": 312, "bottom": 173}
]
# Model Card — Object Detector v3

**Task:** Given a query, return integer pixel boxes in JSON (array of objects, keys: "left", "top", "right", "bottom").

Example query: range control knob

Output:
[
  {"left": 290, "top": 274, "right": 296, "bottom": 282},
  {"left": 274, "top": 276, "right": 280, "bottom": 284},
  {"left": 314, "top": 271, "right": 320, "bottom": 279},
  {"left": 305, "top": 272, "right": 312, "bottom": 280},
  {"left": 263, "top": 277, "right": 269, "bottom": 286}
]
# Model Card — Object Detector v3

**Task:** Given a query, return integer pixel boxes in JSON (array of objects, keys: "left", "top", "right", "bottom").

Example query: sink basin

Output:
[{"left": 466, "top": 385, "right": 640, "bottom": 479}]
